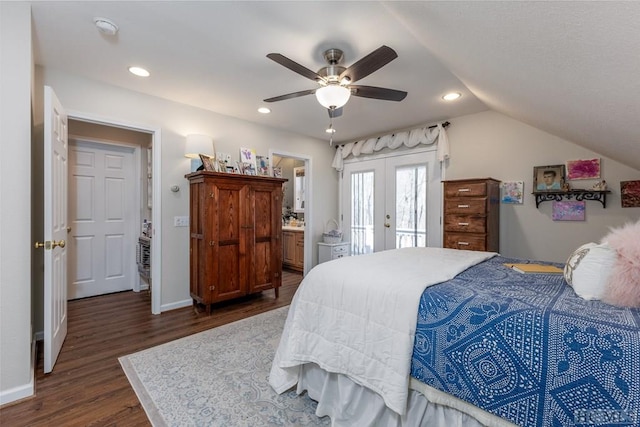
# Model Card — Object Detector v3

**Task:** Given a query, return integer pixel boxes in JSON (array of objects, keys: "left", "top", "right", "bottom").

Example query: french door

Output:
[{"left": 342, "top": 149, "right": 442, "bottom": 255}]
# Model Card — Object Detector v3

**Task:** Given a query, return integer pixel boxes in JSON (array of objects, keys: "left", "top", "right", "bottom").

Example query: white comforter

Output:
[{"left": 269, "top": 247, "right": 496, "bottom": 416}]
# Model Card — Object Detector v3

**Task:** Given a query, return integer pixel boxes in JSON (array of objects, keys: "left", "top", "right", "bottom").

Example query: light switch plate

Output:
[{"left": 173, "top": 216, "right": 189, "bottom": 227}]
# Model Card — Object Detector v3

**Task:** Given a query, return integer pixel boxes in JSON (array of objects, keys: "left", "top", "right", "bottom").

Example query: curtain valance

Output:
[{"left": 332, "top": 123, "right": 449, "bottom": 171}]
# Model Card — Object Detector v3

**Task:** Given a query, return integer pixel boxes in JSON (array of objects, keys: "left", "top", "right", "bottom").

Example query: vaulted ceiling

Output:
[{"left": 30, "top": 1, "right": 640, "bottom": 170}]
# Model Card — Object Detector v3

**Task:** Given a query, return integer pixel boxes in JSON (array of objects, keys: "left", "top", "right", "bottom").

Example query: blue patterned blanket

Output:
[{"left": 411, "top": 256, "right": 640, "bottom": 427}]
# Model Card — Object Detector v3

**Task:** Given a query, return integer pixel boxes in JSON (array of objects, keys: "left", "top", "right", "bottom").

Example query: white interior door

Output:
[
  {"left": 343, "top": 149, "right": 442, "bottom": 255},
  {"left": 43, "top": 86, "right": 68, "bottom": 373},
  {"left": 68, "top": 140, "right": 136, "bottom": 299}
]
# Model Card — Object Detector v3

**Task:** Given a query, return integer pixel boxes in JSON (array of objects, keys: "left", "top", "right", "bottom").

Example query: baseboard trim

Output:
[
  {"left": 160, "top": 298, "right": 191, "bottom": 313},
  {"left": 0, "top": 340, "right": 35, "bottom": 406}
]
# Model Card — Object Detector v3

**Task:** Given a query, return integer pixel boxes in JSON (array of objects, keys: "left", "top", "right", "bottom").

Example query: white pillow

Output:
[{"left": 564, "top": 242, "right": 617, "bottom": 300}]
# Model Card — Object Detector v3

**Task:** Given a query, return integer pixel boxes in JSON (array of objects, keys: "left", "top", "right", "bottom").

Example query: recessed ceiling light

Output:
[
  {"left": 326, "top": 127, "right": 336, "bottom": 134},
  {"left": 442, "top": 92, "right": 461, "bottom": 101},
  {"left": 258, "top": 107, "right": 271, "bottom": 114},
  {"left": 128, "top": 66, "right": 150, "bottom": 77}
]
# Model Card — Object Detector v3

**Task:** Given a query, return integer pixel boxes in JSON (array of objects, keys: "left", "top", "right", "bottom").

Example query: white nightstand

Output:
[{"left": 318, "top": 241, "right": 351, "bottom": 264}]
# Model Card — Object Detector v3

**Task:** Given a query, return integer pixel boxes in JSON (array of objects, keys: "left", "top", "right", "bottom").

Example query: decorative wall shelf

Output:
[{"left": 532, "top": 190, "right": 611, "bottom": 208}]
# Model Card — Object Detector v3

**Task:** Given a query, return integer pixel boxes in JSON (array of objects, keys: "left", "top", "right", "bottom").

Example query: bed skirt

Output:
[{"left": 297, "top": 363, "right": 516, "bottom": 427}]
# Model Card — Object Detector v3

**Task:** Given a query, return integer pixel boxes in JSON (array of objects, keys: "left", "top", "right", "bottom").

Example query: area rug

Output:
[{"left": 119, "top": 307, "right": 329, "bottom": 426}]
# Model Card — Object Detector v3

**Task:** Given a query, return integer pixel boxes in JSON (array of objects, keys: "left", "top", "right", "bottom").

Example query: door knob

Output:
[
  {"left": 34, "top": 240, "right": 66, "bottom": 249},
  {"left": 384, "top": 223, "right": 390, "bottom": 228}
]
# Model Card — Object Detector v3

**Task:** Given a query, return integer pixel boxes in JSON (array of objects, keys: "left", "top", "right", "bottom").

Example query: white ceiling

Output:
[{"left": 30, "top": 1, "right": 640, "bottom": 170}]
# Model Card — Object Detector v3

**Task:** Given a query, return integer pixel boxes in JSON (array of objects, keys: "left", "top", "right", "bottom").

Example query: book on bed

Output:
[{"left": 504, "top": 263, "right": 564, "bottom": 274}]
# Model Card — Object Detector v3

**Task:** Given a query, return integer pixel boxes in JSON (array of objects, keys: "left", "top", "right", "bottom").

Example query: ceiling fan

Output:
[{"left": 264, "top": 45, "right": 407, "bottom": 118}]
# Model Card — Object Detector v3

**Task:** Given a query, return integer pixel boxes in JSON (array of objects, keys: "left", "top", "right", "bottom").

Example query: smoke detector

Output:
[{"left": 94, "top": 17, "right": 118, "bottom": 36}]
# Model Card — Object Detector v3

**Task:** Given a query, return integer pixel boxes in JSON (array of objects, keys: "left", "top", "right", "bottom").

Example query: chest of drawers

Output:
[
  {"left": 443, "top": 178, "right": 500, "bottom": 252},
  {"left": 318, "top": 242, "right": 350, "bottom": 264}
]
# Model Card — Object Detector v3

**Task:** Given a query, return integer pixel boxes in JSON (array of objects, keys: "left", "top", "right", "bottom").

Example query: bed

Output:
[{"left": 269, "top": 247, "right": 640, "bottom": 427}]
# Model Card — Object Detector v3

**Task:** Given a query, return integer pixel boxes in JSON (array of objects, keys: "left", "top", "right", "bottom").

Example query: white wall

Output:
[
  {"left": 33, "top": 67, "right": 338, "bottom": 313},
  {"left": 0, "top": 2, "right": 34, "bottom": 404},
  {"left": 445, "top": 111, "right": 640, "bottom": 262}
]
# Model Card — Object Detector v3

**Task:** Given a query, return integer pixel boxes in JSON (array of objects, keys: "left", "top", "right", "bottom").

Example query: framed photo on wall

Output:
[{"left": 534, "top": 165, "right": 565, "bottom": 191}]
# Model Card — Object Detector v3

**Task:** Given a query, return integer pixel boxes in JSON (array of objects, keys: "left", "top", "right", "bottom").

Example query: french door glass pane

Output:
[
  {"left": 395, "top": 165, "right": 427, "bottom": 248},
  {"left": 350, "top": 171, "right": 374, "bottom": 255}
]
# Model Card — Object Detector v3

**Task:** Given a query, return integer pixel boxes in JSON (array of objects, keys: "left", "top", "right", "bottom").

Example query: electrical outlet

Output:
[{"left": 173, "top": 216, "right": 189, "bottom": 227}]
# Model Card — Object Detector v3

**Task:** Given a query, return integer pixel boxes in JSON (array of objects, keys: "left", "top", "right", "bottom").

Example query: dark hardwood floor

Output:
[{"left": 0, "top": 270, "right": 302, "bottom": 426}]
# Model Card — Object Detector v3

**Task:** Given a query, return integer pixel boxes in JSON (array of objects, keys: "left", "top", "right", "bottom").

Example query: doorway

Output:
[
  {"left": 341, "top": 148, "right": 442, "bottom": 255},
  {"left": 66, "top": 116, "right": 161, "bottom": 314},
  {"left": 269, "top": 149, "right": 312, "bottom": 275}
]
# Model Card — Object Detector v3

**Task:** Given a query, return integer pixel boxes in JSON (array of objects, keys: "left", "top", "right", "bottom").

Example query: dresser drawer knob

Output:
[
  {"left": 458, "top": 242, "right": 470, "bottom": 246},
  {"left": 458, "top": 222, "right": 469, "bottom": 226},
  {"left": 457, "top": 204, "right": 470, "bottom": 208},
  {"left": 457, "top": 188, "right": 470, "bottom": 192}
]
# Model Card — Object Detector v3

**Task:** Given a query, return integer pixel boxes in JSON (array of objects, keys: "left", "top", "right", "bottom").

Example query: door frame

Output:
[
  {"left": 67, "top": 109, "right": 162, "bottom": 314},
  {"left": 340, "top": 146, "right": 443, "bottom": 252},
  {"left": 268, "top": 149, "right": 312, "bottom": 276},
  {"left": 68, "top": 136, "right": 141, "bottom": 294}
]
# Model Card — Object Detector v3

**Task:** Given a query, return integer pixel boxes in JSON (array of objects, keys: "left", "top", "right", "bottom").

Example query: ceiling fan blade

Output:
[
  {"left": 339, "top": 45, "right": 398, "bottom": 83},
  {"left": 267, "top": 53, "right": 322, "bottom": 82},
  {"left": 350, "top": 85, "right": 407, "bottom": 102},
  {"left": 328, "top": 107, "right": 343, "bottom": 118},
  {"left": 263, "top": 89, "right": 316, "bottom": 103}
]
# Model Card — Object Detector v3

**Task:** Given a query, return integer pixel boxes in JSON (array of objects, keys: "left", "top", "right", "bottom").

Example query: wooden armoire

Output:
[{"left": 187, "top": 171, "right": 286, "bottom": 313}]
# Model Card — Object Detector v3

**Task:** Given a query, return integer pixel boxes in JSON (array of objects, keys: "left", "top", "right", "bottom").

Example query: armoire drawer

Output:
[
  {"left": 443, "top": 215, "right": 487, "bottom": 233},
  {"left": 443, "top": 233, "right": 487, "bottom": 251},
  {"left": 444, "top": 198, "right": 487, "bottom": 215},
  {"left": 444, "top": 181, "right": 487, "bottom": 198}
]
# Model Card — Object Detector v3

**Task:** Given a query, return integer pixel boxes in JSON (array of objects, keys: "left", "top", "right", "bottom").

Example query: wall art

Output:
[
  {"left": 552, "top": 201, "right": 585, "bottom": 221},
  {"left": 566, "top": 158, "right": 600, "bottom": 180},
  {"left": 501, "top": 181, "right": 524, "bottom": 204},
  {"left": 621, "top": 180, "right": 640, "bottom": 208},
  {"left": 534, "top": 165, "right": 565, "bottom": 191}
]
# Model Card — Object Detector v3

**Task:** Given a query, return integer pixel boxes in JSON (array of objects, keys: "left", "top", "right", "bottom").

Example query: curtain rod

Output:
[
  {"left": 336, "top": 121, "right": 451, "bottom": 148},
  {"left": 428, "top": 120, "right": 450, "bottom": 129}
]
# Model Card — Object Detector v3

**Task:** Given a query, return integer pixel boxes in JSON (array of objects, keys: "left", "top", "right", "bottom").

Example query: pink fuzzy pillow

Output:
[{"left": 600, "top": 220, "right": 640, "bottom": 308}]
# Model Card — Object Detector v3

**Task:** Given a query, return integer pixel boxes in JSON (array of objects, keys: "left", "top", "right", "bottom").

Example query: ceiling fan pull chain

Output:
[{"left": 328, "top": 117, "right": 334, "bottom": 146}]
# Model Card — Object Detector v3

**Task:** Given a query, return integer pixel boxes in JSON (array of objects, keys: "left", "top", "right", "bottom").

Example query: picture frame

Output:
[
  {"left": 501, "top": 181, "right": 524, "bottom": 204},
  {"left": 256, "top": 155, "right": 270, "bottom": 176},
  {"left": 621, "top": 180, "right": 640, "bottom": 208},
  {"left": 534, "top": 164, "right": 565, "bottom": 191},
  {"left": 239, "top": 147, "right": 257, "bottom": 172},
  {"left": 199, "top": 154, "right": 216, "bottom": 171},
  {"left": 272, "top": 166, "right": 282, "bottom": 178},
  {"left": 241, "top": 161, "right": 256, "bottom": 175},
  {"left": 552, "top": 201, "right": 585, "bottom": 221},
  {"left": 566, "top": 158, "right": 601, "bottom": 180}
]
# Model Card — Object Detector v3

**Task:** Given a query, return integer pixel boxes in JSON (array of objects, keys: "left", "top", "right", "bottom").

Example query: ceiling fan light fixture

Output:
[
  {"left": 257, "top": 107, "right": 271, "bottom": 114},
  {"left": 315, "top": 85, "right": 351, "bottom": 109}
]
